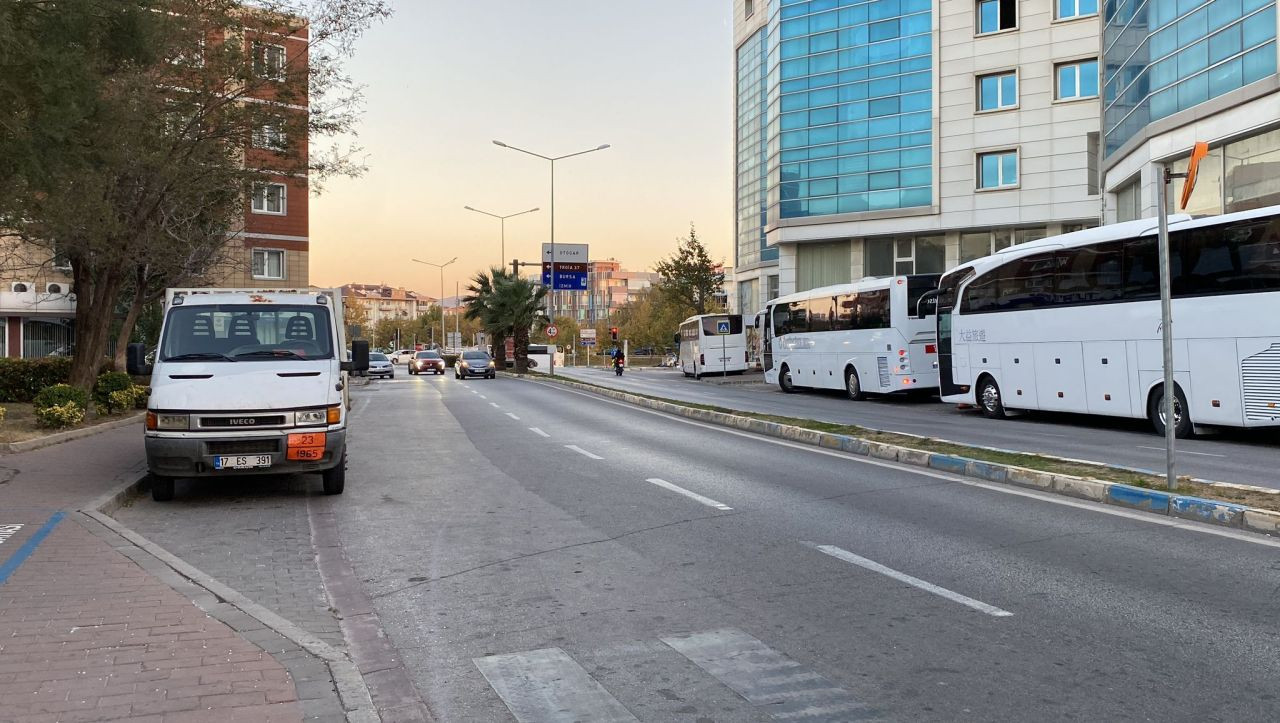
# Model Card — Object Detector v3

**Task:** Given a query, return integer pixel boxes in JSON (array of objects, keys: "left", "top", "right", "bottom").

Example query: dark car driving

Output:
[
  {"left": 409, "top": 350, "right": 445, "bottom": 375},
  {"left": 455, "top": 350, "right": 495, "bottom": 379}
]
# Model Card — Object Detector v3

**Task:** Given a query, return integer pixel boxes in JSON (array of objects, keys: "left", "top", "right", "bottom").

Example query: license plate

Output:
[{"left": 214, "top": 455, "right": 272, "bottom": 470}]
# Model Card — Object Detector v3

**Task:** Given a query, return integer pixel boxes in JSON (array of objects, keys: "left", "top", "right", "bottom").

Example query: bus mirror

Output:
[{"left": 916, "top": 290, "right": 939, "bottom": 319}]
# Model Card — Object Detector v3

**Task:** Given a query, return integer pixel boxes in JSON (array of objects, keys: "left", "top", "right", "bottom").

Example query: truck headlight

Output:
[
  {"left": 147, "top": 413, "right": 189, "bottom": 430},
  {"left": 296, "top": 410, "right": 327, "bottom": 425}
]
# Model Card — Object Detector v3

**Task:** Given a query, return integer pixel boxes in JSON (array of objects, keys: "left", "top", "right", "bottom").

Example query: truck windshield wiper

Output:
[
  {"left": 164, "top": 352, "right": 237, "bottom": 362},
  {"left": 233, "top": 349, "right": 309, "bottom": 360}
]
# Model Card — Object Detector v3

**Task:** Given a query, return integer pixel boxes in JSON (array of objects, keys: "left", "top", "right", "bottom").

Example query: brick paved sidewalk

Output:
[{"left": 0, "top": 426, "right": 309, "bottom": 722}]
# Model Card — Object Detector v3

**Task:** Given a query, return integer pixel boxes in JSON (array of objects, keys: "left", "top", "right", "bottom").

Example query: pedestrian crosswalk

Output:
[{"left": 473, "top": 627, "right": 882, "bottom": 722}]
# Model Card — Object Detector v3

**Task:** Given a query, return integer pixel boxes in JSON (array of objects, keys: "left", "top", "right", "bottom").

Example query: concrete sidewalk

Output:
[{"left": 0, "top": 426, "right": 307, "bottom": 722}]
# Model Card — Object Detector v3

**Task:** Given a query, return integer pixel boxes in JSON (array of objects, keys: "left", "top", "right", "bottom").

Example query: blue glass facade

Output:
[
  {"left": 736, "top": 28, "right": 777, "bottom": 268},
  {"left": 1103, "top": 0, "right": 1278, "bottom": 156},
  {"left": 767, "top": 0, "right": 934, "bottom": 219}
]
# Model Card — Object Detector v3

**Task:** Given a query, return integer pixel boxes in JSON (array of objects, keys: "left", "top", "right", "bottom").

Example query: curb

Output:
[
  {"left": 3, "top": 411, "right": 145, "bottom": 454},
  {"left": 514, "top": 373, "right": 1280, "bottom": 538},
  {"left": 81, "top": 478, "right": 380, "bottom": 722}
]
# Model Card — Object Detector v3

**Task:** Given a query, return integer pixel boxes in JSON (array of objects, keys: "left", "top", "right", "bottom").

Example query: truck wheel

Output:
[
  {"left": 151, "top": 475, "right": 175, "bottom": 502},
  {"left": 322, "top": 455, "right": 346, "bottom": 495}
]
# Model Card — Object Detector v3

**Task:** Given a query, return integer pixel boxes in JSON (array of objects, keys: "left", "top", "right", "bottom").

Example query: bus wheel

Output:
[
  {"left": 779, "top": 364, "right": 797, "bottom": 394},
  {"left": 1148, "top": 385, "right": 1193, "bottom": 439},
  {"left": 977, "top": 377, "right": 1006, "bottom": 419},
  {"left": 844, "top": 367, "right": 864, "bottom": 401}
]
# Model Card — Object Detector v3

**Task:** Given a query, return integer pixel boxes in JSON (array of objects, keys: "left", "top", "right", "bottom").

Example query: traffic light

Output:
[{"left": 609, "top": 327, "right": 619, "bottom": 341}]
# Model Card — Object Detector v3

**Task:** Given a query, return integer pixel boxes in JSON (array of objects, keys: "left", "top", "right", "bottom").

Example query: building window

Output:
[
  {"left": 959, "top": 227, "right": 1048, "bottom": 263},
  {"left": 745, "top": 0, "right": 754, "bottom": 18},
  {"left": 1056, "top": 59, "right": 1099, "bottom": 100},
  {"left": 254, "top": 43, "right": 286, "bottom": 80},
  {"left": 252, "top": 123, "right": 287, "bottom": 152},
  {"left": 1057, "top": 0, "right": 1098, "bottom": 19},
  {"left": 252, "top": 249, "right": 285, "bottom": 280},
  {"left": 1167, "top": 128, "right": 1280, "bottom": 216},
  {"left": 977, "top": 150, "right": 1018, "bottom": 189},
  {"left": 1115, "top": 179, "right": 1141, "bottom": 222},
  {"left": 23, "top": 319, "right": 73, "bottom": 358},
  {"left": 977, "top": 0, "right": 1017, "bottom": 34},
  {"left": 866, "top": 236, "right": 945, "bottom": 276},
  {"left": 1062, "top": 221, "right": 1099, "bottom": 233},
  {"left": 977, "top": 71, "right": 1017, "bottom": 111},
  {"left": 251, "top": 183, "right": 286, "bottom": 214},
  {"left": 766, "top": 274, "right": 779, "bottom": 300}
]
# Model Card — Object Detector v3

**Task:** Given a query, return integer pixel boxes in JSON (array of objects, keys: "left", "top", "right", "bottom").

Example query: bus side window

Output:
[
  {"left": 788, "top": 301, "right": 808, "bottom": 333},
  {"left": 961, "top": 272, "right": 998, "bottom": 314},
  {"left": 836, "top": 293, "right": 855, "bottom": 330},
  {"left": 1122, "top": 238, "right": 1160, "bottom": 300}
]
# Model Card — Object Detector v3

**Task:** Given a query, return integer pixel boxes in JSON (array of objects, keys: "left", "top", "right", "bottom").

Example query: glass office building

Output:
[
  {"left": 736, "top": 28, "right": 776, "bottom": 269},
  {"left": 769, "top": 0, "right": 934, "bottom": 219},
  {"left": 1102, "top": 0, "right": 1278, "bottom": 156}
]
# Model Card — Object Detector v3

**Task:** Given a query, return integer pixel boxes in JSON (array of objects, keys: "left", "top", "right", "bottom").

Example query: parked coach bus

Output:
[
  {"left": 677, "top": 314, "right": 748, "bottom": 378},
  {"left": 935, "top": 204, "right": 1280, "bottom": 437},
  {"left": 763, "top": 275, "right": 940, "bottom": 398}
]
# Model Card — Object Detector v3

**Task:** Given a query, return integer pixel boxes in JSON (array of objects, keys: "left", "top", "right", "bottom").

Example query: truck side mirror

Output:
[
  {"left": 126, "top": 343, "right": 151, "bottom": 376},
  {"left": 673, "top": 333, "right": 680, "bottom": 345},
  {"left": 344, "top": 340, "right": 370, "bottom": 372}
]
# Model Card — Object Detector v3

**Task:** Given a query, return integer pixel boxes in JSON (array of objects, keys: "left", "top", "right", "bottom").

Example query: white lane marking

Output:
[
  {"left": 474, "top": 647, "right": 638, "bottom": 723},
  {"left": 1136, "top": 445, "right": 1226, "bottom": 458},
  {"left": 808, "top": 543, "right": 1013, "bottom": 618},
  {"left": 506, "top": 413, "right": 520, "bottom": 421},
  {"left": 529, "top": 427, "right": 550, "bottom": 438},
  {"left": 646, "top": 478, "right": 733, "bottom": 511},
  {"left": 565, "top": 445, "right": 603, "bottom": 460},
  {"left": 662, "top": 629, "right": 874, "bottom": 721},
  {"left": 527, "top": 381, "right": 1280, "bottom": 550},
  {"left": 478, "top": 394, "right": 487, "bottom": 399},
  {"left": 490, "top": 402, "right": 500, "bottom": 408}
]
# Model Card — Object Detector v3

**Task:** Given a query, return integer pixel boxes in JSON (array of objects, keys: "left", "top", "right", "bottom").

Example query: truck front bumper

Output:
[{"left": 144, "top": 429, "right": 346, "bottom": 478}]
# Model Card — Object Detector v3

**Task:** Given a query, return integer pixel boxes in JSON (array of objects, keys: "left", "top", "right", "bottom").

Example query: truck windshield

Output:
[{"left": 160, "top": 305, "right": 335, "bottom": 362}]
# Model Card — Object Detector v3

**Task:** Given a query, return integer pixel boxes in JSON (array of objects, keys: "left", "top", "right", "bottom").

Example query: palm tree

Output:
[
  {"left": 463, "top": 268, "right": 508, "bottom": 362},
  {"left": 461, "top": 269, "right": 547, "bottom": 371}
]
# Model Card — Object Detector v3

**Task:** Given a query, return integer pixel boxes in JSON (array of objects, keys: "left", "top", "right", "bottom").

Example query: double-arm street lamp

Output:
[
  {"left": 411, "top": 256, "right": 457, "bottom": 350},
  {"left": 463, "top": 205, "right": 539, "bottom": 267},
  {"left": 491, "top": 140, "right": 610, "bottom": 323}
]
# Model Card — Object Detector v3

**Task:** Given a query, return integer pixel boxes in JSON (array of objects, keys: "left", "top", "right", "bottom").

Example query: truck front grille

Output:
[{"left": 206, "top": 440, "right": 280, "bottom": 455}]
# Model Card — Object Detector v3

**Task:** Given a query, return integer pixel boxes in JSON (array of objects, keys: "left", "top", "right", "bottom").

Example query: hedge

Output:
[
  {"left": 34, "top": 383, "right": 89, "bottom": 412},
  {"left": 94, "top": 371, "right": 134, "bottom": 411},
  {"left": 0, "top": 357, "right": 73, "bottom": 403}
]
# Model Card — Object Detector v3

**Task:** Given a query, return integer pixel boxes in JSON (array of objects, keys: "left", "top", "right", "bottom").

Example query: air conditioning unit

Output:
[
  {"left": 10, "top": 282, "right": 30, "bottom": 293},
  {"left": 45, "top": 283, "right": 64, "bottom": 294}
]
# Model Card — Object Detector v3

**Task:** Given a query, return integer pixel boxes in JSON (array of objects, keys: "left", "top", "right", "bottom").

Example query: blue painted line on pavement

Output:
[{"left": 0, "top": 511, "right": 65, "bottom": 585}]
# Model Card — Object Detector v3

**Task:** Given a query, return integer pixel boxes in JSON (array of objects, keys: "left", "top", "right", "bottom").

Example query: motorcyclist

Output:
[{"left": 613, "top": 347, "right": 625, "bottom": 375}]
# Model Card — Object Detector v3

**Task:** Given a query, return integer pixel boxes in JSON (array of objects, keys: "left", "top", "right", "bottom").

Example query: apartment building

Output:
[
  {"left": 341, "top": 284, "right": 437, "bottom": 326},
  {"left": 555, "top": 260, "right": 662, "bottom": 324},
  {"left": 1100, "top": 0, "right": 1279, "bottom": 221},
  {"left": 733, "top": 0, "right": 1104, "bottom": 303}
]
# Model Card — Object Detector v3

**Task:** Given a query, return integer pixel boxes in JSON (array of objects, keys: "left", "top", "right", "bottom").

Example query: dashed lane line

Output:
[
  {"left": 645, "top": 478, "right": 733, "bottom": 511},
  {"left": 565, "top": 445, "right": 604, "bottom": 460},
  {"left": 807, "top": 542, "right": 1013, "bottom": 618},
  {"left": 506, "top": 413, "right": 520, "bottom": 421},
  {"left": 529, "top": 428, "right": 550, "bottom": 438}
]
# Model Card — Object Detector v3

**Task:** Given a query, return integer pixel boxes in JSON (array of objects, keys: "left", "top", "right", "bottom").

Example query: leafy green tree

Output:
[
  {"left": 463, "top": 268, "right": 547, "bottom": 372},
  {"left": 653, "top": 224, "right": 725, "bottom": 316},
  {"left": 0, "top": 0, "right": 390, "bottom": 390}
]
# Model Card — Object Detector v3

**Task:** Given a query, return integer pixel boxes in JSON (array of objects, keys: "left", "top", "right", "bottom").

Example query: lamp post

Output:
[
  {"left": 491, "top": 140, "right": 609, "bottom": 333},
  {"left": 411, "top": 257, "right": 457, "bottom": 352},
  {"left": 463, "top": 205, "right": 539, "bottom": 267}
]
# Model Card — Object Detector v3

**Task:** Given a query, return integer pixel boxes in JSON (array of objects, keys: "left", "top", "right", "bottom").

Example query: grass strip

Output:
[{"left": 521, "top": 372, "right": 1280, "bottom": 514}]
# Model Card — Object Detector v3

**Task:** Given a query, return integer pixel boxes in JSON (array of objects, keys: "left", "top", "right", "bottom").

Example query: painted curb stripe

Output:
[{"left": 0, "top": 511, "right": 65, "bottom": 585}]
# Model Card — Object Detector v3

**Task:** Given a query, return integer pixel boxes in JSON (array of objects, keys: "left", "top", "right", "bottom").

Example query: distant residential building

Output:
[
  {"left": 540, "top": 259, "right": 661, "bottom": 323},
  {"left": 341, "top": 284, "right": 437, "bottom": 326},
  {"left": 0, "top": 241, "right": 75, "bottom": 358}
]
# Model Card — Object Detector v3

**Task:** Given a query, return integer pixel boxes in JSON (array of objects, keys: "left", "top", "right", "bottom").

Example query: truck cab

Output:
[{"left": 130, "top": 288, "right": 368, "bottom": 501}]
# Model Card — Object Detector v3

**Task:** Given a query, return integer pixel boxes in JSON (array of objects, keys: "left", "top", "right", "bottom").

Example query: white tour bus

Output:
[
  {"left": 677, "top": 314, "right": 748, "bottom": 378},
  {"left": 762, "top": 275, "right": 941, "bottom": 398},
  {"left": 936, "top": 204, "right": 1280, "bottom": 437}
]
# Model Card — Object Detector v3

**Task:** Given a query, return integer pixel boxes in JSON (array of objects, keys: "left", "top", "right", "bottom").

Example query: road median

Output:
[{"left": 509, "top": 371, "right": 1280, "bottom": 537}]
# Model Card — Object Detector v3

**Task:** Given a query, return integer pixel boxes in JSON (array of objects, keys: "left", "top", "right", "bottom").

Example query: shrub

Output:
[
  {"left": 33, "top": 384, "right": 89, "bottom": 412},
  {"left": 132, "top": 386, "right": 150, "bottom": 409},
  {"left": 107, "top": 390, "right": 136, "bottom": 415},
  {"left": 0, "top": 357, "right": 73, "bottom": 403},
  {"left": 0, "top": 406, "right": 6, "bottom": 422},
  {"left": 35, "top": 402, "right": 84, "bottom": 429},
  {"left": 94, "top": 372, "right": 134, "bottom": 412}
]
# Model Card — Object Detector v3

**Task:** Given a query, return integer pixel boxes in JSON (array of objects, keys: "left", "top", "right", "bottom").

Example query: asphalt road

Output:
[
  {"left": 334, "top": 372, "right": 1280, "bottom": 722},
  {"left": 551, "top": 366, "right": 1280, "bottom": 489}
]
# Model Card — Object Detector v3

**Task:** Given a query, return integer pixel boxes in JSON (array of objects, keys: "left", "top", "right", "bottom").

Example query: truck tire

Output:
[
  {"left": 322, "top": 454, "right": 346, "bottom": 495},
  {"left": 151, "top": 475, "right": 175, "bottom": 502}
]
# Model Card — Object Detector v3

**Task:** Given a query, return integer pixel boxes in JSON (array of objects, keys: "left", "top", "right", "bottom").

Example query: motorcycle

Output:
[{"left": 614, "top": 358, "right": 625, "bottom": 376}]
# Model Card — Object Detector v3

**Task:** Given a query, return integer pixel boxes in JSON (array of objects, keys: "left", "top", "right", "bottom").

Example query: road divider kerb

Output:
[{"left": 510, "top": 372, "right": 1280, "bottom": 538}]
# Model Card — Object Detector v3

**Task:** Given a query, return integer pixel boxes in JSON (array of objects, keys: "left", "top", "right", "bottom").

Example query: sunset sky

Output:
[{"left": 309, "top": 0, "right": 735, "bottom": 297}]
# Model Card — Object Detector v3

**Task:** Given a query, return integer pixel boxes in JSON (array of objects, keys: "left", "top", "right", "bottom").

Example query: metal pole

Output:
[
  {"left": 1155, "top": 167, "right": 1178, "bottom": 491},
  {"left": 549, "top": 158, "right": 555, "bottom": 377},
  {"left": 455, "top": 281, "right": 460, "bottom": 350},
  {"left": 500, "top": 217, "right": 505, "bottom": 269}
]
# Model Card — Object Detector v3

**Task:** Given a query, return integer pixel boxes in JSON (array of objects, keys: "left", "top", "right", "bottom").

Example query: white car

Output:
[
  {"left": 367, "top": 352, "right": 394, "bottom": 378},
  {"left": 389, "top": 349, "right": 416, "bottom": 364}
]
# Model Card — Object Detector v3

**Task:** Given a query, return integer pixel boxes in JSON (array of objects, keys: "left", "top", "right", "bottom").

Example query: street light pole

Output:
[
  {"left": 492, "top": 139, "right": 610, "bottom": 377},
  {"left": 411, "top": 257, "right": 457, "bottom": 353},
  {"left": 463, "top": 205, "right": 539, "bottom": 268}
]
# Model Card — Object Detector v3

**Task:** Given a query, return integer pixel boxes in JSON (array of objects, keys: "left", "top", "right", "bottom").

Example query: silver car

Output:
[
  {"left": 455, "top": 351, "right": 496, "bottom": 379},
  {"left": 366, "top": 352, "right": 394, "bottom": 378}
]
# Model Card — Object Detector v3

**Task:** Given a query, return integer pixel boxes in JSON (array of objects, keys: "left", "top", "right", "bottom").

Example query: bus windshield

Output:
[{"left": 160, "top": 305, "right": 334, "bottom": 362}]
